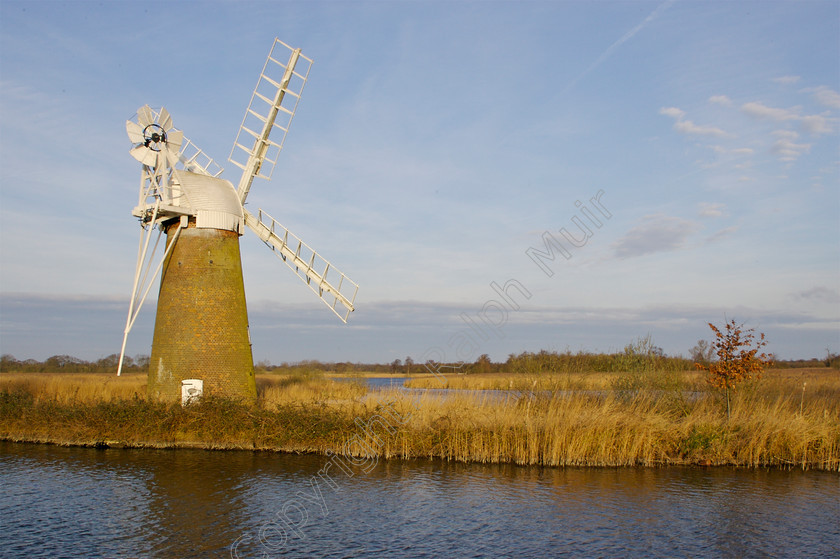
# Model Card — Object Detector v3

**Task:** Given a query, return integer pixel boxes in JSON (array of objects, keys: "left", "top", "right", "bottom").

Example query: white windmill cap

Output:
[{"left": 173, "top": 170, "right": 244, "bottom": 233}]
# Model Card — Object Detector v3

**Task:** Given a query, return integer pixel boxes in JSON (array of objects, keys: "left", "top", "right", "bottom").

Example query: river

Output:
[{"left": 1, "top": 441, "right": 838, "bottom": 558}]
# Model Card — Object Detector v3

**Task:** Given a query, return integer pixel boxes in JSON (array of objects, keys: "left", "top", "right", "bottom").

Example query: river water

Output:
[{"left": 1, "top": 441, "right": 838, "bottom": 558}]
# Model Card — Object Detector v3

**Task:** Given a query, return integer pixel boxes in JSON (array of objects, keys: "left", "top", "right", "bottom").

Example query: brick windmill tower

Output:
[{"left": 116, "top": 40, "right": 358, "bottom": 402}]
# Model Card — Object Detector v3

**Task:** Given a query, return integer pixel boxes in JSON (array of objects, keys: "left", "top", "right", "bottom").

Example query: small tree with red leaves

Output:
[{"left": 696, "top": 319, "right": 772, "bottom": 420}]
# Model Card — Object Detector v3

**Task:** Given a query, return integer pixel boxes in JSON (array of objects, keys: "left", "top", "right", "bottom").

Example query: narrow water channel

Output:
[{"left": 1, "top": 441, "right": 837, "bottom": 558}]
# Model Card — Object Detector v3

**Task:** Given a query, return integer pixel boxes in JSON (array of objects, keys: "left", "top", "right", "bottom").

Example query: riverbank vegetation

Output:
[{"left": 2, "top": 363, "right": 838, "bottom": 470}]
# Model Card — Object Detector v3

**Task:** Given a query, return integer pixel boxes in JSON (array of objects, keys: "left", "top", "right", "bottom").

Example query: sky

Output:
[{"left": 1, "top": 0, "right": 838, "bottom": 365}]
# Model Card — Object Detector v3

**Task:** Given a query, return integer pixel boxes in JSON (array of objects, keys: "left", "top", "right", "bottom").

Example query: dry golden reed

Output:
[
  {"left": 1, "top": 368, "right": 838, "bottom": 470},
  {"left": 357, "top": 379, "right": 838, "bottom": 470},
  {"left": 0, "top": 372, "right": 147, "bottom": 404}
]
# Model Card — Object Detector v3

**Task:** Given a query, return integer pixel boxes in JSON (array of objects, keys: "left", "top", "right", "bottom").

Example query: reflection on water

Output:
[
  {"left": 1, "top": 441, "right": 838, "bottom": 558},
  {"left": 342, "top": 377, "right": 661, "bottom": 404},
  {"left": 339, "top": 376, "right": 531, "bottom": 403}
]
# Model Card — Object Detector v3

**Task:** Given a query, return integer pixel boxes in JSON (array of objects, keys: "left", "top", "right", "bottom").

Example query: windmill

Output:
[{"left": 116, "top": 39, "right": 358, "bottom": 401}]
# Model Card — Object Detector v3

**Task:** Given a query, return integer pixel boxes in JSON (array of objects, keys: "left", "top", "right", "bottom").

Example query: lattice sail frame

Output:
[
  {"left": 244, "top": 209, "right": 358, "bottom": 322},
  {"left": 228, "top": 39, "right": 356, "bottom": 321},
  {"left": 229, "top": 39, "right": 313, "bottom": 204}
]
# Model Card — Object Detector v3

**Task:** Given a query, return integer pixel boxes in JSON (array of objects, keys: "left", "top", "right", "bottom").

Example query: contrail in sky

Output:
[{"left": 562, "top": 0, "right": 676, "bottom": 94}]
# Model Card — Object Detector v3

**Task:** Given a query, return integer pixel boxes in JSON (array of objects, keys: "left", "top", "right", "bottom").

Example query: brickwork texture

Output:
[{"left": 148, "top": 221, "right": 257, "bottom": 401}]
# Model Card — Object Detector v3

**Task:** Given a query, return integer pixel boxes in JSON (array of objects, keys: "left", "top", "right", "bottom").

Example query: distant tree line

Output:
[
  {"left": 254, "top": 358, "right": 419, "bottom": 375},
  {"left": 0, "top": 354, "right": 150, "bottom": 374},
  {"left": 4, "top": 340, "right": 836, "bottom": 375}
]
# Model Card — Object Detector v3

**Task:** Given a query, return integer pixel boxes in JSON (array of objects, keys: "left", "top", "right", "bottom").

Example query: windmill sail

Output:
[
  {"left": 229, "top": 39, "right": 356, "bottom": 322},
  {"left": 229, "top": 39, "right": 313, "bottom": 204},
  {"left": 243, "top": 208, "right": 357, "bottom": 322}
]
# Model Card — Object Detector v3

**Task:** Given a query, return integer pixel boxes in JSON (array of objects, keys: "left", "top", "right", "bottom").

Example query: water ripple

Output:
[{"left": 2, "top": 441, "right": 838, "bottom": 558}]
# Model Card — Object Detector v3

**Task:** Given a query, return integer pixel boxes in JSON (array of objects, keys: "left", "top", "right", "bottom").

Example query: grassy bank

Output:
[{"left": 1, "top": 369, "right": 838, "bottom": 470}]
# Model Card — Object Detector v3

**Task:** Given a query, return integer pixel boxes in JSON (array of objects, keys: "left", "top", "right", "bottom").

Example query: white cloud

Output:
[
  {"left": 659, "top": 106, "right": 685, "bottom": 119},
  {"left": 741, "top": 100, "right": 835, "bottom": 136},
  {"left": 799, "top": 114, "right": 834, "bottom": 135},
  {"left": 770, "top": 130, "right": 811, "bottom": 162},
  {"left": 698, "top": 202, "right": 726, "bottom": 217},
  {"left": 730, "top": 147, "right": 755, "bottom": 156},
  {"left": 808, "top": 86, "right": 840, "bottom": 109},
  {"left": 711, "top": 146, "right": 754, "bottom": 157},
  {"left": 660, "top": 106, "right": 728, "bottom": 137},
  {"left": 706, "top": 226, "right": 738, "bottom": 242},
  {"left": 709, "top": 95, "right": 732, "bottom": 106},
  {"left": 740, "top": 101, "right": 800, "bottom": 121},
  {"left": 795, "top": 286, "right": 840, "bottom": 304},
  {"left": 772, "top": 75, "right": 800, "bottom": 84},
  {"left": 673, "top": 119, "right": 729, "bottom": 137},
  {"left": 772, "top": 129, "right": 802, "bottom": 141},
  {"left": 612, "top": 214, "right": 697, "bottom": 258}
]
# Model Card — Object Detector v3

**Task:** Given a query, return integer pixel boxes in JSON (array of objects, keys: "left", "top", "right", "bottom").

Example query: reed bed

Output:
[
  {"left": 1, "top": 368, "right": 838, "bottom": 470},
  {"left": 404, "top": 369, "right": 708, "bottom": 392},
  {"left": 355, "top": 381, "right": 839, "bottom": 470},
  {"left": 0, "top": 371, "right": 368, "bottom": 406},
  {"left": 0, "top": 372, "right": 147, "bottom": 404},
  {"left": 257, "top": 372, "right": 368, "bottom": 406}
]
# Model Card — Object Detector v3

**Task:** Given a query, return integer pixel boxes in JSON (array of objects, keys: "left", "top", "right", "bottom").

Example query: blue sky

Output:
[{"left": 1, "top": 0, "right": 838, "bottom": 364}]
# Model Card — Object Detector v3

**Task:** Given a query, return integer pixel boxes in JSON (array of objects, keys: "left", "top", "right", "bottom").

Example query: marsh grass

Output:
[
  {"left": 0, "top": 372, "right": 147, "bottom": 404},
  {"left": 257, "top": 372, "right": 367, "bottom": 407},
  {"left": 404, "top": 369, "right": 708, "bottom": 393},
  {"left": 357, "top": 382, "right": 838, "bottom": 469},
  {"left": 1, "top": 368, "right": 838, "bottom": 470}
]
